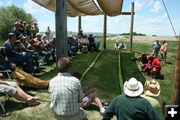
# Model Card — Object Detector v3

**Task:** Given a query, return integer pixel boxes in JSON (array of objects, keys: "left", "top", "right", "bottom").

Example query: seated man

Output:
[
  {"left": 0, "top": 80, "right": 38, "bottom": 105},
  {"left": 49, "top": 58, "right": 87, "bottom": 120},
  {"left": 103, "top": 77, "right": 160, "bottom": 120},
  {"left": 0, "top": 52, "right": 49, "bottom": 89},
  {"left": 30, "top": 33, "right": 51, "bottom": 64},
  {"left": 4, "top": 33, "right": 35, "bottom": 74},
  {"left": 118, "top": 42, "right": 126, "bottom": 50},
  {"left": 88, "top": 34, "right": 96, "bottom": 52},
  {"left": 114, "top": 40, "right": 119, "bottom": 49}
]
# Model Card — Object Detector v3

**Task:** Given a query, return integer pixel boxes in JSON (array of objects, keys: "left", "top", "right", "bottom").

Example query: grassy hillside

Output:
[{"left": 0, "top": 38, "right": 178, "bottom": 119}]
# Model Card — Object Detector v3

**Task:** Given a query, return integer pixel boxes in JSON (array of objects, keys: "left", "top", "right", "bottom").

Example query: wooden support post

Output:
[
  {"left": 78, "top": 16, "right": 82, "bottom": 33},
  {"left": 103, "top": 14, "right": 107, "bottom": 49},
  {"left": 129, "top": 2, "right": 134, "bottom": 52},
  {"left": 55, "top": 0, "right": 68, "bottom": 64},
  {"left": 172, "top": 33, "right": 180, "bottom": 104}
]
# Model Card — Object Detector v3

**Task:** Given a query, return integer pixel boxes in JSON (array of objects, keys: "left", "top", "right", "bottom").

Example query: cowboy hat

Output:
[
  {"left": 124, "top": 77, "right": 143, "bottom": 97},
  {"left": 144, "top": 79, "right": 160, "bottom": 97}
]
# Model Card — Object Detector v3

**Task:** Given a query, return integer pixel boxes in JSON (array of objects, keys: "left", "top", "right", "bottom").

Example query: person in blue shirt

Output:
[
  {"left": 4, "top": 33, "right": 35, "bottom": 74},
  {"left": 152, "top": 40, "right": 161, "bottom": 57}
]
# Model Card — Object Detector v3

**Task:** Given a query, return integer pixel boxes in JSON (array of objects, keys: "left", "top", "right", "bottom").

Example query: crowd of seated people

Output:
[
  {"left": 2, "top": 20, "right": 101, "bottom": 77},
  {"left": 2, "top": 21, "right": 56, "bottom": 75},
  {"left": 67, "top": 30, "right": 100, "bottom": 56}
]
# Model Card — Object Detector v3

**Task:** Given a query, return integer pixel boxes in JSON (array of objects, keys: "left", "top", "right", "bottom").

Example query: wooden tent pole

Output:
[
  {"left": 129, "top": 2, "right": 134, "bottom": 52},
  {"left": 171, "top": 33, "right": 180, "bottom": 104},
  {"left": 78, "top": 16, "right": 82, "bottom": 33},
  {"left": 103, "top": 14, "right": 107, "bottom": 49},
  {"left": 55, "top": 0, "right": 68, "bottom": 66}
]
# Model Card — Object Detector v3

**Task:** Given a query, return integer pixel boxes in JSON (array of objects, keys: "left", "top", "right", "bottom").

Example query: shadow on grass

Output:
[
  {"left": 120, "top": 52, "right": 146, "bottom": 85},
  {"left": 83, "top": 104, "right": 99, "bottom": 112},
  {"left": 0, "top": 100, "right": 39, "bottom": 115}
]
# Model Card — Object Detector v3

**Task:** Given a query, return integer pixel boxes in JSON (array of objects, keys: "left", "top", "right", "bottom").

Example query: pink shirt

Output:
[{"left": 160, "top": 43, "right": 168, "bottom": 54}]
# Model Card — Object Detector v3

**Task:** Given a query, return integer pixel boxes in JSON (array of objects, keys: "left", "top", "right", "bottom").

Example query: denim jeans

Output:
[
  {"left": 9, "top": 53, "right": 34, "bottom": 73},
  {"left": 152, "top": 49, "right": 159, "bottom": 57},
  {"left": 39, "top": 51, "right": 51, "bottom": 63}
]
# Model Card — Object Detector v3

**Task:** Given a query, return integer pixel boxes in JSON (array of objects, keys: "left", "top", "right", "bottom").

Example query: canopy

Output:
[{"left": 32, "top": 0, "right": 123, "bottom": 17}]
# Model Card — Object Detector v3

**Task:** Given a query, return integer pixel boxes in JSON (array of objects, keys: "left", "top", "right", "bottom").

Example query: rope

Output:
[
  {"left": 118, "top": 50, "right": 123, "bottom": 93},
  {"left": 161, "top": 0, "right": 178, "bottom": 41},
  {"left": 80, "top": 51, "right": 103, "bottom": 81}
]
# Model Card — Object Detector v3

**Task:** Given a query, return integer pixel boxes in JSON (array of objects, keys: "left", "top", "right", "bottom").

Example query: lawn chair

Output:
[
  {"left": 0, "top": 93, "right": 9, "bottom": 116},
  {"left": 0, "top": 70, "right": 11, "bottom": 80}
]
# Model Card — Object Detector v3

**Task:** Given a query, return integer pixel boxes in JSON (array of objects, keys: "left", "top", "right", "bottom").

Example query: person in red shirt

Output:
[{"left": 143, "top": 56, "right": 162, "bottom": 78}]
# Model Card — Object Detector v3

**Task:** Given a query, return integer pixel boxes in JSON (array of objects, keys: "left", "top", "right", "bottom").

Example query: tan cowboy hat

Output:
[
  {"left": 124, "top": 77, "right": 143, "bottom": 97},
  {"left": 144, "top": 79, "right": 160, "bottom": 97}
]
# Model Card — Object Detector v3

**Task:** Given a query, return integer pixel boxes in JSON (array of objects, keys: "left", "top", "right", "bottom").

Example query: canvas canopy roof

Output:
[{"left": 32, "top": 0, "right": 123, "bottom": 17}]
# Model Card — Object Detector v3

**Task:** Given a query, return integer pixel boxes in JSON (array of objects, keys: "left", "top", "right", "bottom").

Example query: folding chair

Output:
[
  {"left": 0, "top": 70, "right": 11, "bottom": 80},
  {"left": 0, "top": 93, "right": 9, "bottom": 116}
]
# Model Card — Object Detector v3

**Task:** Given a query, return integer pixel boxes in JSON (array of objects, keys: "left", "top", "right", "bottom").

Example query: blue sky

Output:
[{"left": 0, "top": 0, "right": 180, "bottom": 36}]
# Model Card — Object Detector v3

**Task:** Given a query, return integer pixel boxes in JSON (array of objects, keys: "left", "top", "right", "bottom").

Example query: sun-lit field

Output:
[{"left": 0, "top": 37, "right": 178, "bottom": 120}]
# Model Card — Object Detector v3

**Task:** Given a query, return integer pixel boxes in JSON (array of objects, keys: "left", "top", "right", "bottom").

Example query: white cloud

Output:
[
  {"left": 135, "top": 0, "right": 155, "bottom": 12},
  {"left": 144, "top": 0, "right": 154, "bottom": 7},
  {"left": 38, "top": 21, "right": 55, "bottom": 32},
  {"left": 150, "top": 1, "right": 162, "bottom": 13},
  {"left": 134, "top": 14, "right": 175, "bottom": 36},
  {"left": 23, "top": 0, "right": 51, "bottom": 14},
  {"left": 0, "top": 0, "right": 12, "bottom": 7}
]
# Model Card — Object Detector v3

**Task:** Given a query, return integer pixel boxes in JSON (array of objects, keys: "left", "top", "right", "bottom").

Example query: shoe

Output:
[
  {"left": 100, "top": 108, "right": 105, "bottom": 114},
  {"left": 27, "top": 101, "right": 41, "bottom": 106}
]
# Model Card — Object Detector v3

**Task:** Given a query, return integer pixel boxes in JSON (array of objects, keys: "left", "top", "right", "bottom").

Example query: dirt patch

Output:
[{"left": 107, "top": 36, "right": 177, "bottom": 44}]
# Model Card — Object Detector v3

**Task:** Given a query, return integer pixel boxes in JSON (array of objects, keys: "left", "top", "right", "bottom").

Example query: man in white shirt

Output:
[{"left": 49, "top": 58, "right": 87, "bottom": 120}]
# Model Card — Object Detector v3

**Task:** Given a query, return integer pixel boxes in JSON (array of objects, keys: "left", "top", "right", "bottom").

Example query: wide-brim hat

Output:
[
  {"left": 144, "top": 79, "right": 160, "bottom": 97},
  {"left": 124, "top": 77, "right": 143, "bottom": 97}
]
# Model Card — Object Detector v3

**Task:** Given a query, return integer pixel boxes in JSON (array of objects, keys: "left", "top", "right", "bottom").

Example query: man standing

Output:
[
  {"left": 49, "top": 58, "right": 87, "bottom": 120},
  {"left": 152, "top": 40, "right": 161, "bottom": 57},
  {"left": 31, "top": 22, "right": 39, "bottom": 38},
  {"left": 103, "top": 77, "right": 161, "bottom": 120},
  {"left": 45, "top": 26, "right": 51, "bottom": 40}
]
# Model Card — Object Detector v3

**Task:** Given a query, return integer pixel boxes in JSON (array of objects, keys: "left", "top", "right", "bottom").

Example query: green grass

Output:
[
  {"left": 120, "top": 52, "right": 146, "bottom": 85},
  {"left": 0, "top": 38, "right": 178, "bottom": 119},
  {"left": 82, "top": 49, "right": 120, "bottom": 101}
]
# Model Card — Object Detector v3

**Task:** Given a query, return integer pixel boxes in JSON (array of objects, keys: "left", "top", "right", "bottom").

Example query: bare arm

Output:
[{"left": 0, "top": 80, "right": 9, "bottom": 86}]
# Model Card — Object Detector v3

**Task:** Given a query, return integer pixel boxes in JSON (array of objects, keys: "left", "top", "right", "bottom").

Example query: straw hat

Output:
[
  {"left": 144, "top": 79, "right": 160, "bottom": 97},
  {"left": 124, "top": 77, "right": 143, "bottom": 97}
]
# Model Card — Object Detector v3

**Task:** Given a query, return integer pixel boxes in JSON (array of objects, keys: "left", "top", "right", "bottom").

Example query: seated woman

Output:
[
  {"left": 0, "top": 51, "right": 49, "bottom": 88},
  {"left": 0, "top": 80, "right": 38, "bottom": 105}
]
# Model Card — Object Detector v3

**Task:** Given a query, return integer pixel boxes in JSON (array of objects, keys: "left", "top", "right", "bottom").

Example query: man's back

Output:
[
  {"left": 103, "top": 93, "right": 161, "bottom": 120},
  {"left": 49, "top": 73, "right": 83, "bottom": 116}
]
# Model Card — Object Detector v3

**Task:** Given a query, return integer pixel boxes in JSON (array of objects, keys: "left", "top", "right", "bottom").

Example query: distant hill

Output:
[
  {"left": 121, "top": 32, "right": 146, "bottom": 36},
  {"left": 41, "top": 31, "right": 119, "bottom": 37}
]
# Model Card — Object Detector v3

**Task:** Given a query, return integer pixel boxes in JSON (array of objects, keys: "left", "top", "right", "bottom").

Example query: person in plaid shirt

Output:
[{"left": 49, "top": 58, "right": 87, "bottom": 120}]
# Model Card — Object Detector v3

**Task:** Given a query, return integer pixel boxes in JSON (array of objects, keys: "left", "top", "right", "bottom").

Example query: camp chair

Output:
[
  {"left": 0, "top": 93, "right": 9, "bottom": 116},
  {"left": 0, "top": 70, "right": 11, "bottom": 80}
]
